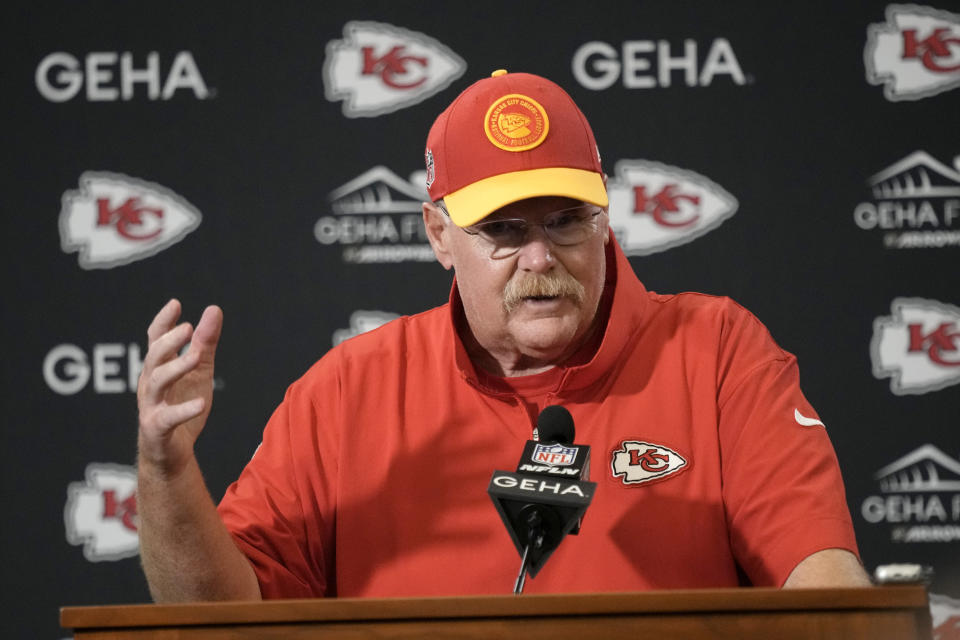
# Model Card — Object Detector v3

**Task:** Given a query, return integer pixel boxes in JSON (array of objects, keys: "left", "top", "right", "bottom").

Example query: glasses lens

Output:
[
  {"left": 473, "top": 219, "right": 527, "bottom": 248},
  {"left": 543, "top": 206, "right": 600, "bottom": 245}
]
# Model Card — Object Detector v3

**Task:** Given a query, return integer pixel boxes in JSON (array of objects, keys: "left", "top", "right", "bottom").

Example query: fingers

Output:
[
  {"left": 142, "top": 349, "right": 200, "bottom": 405},
  {"left": 143, "top": 322, "right": 194, "bottom": 375},
  {"left": 188, "top": 305, "right": 223, "bottom": 360},
  {"left": 148, "top": 397, "right": 206, "bottom": 436},
  {"left": 147, "top": 299, "right": 182, "bottom": 344},
  {"left": 140, "top": 300, "right": 208, "bottom": 406}
]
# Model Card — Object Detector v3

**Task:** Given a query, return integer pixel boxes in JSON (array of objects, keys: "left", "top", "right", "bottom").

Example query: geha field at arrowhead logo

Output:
[
  {"left": 316, "top": 165, "right": 435, "bottom": 263},
  {"left": 860, "top": 444, "right": 960, "bottom": 543},
  {"left": 853, "top": 151, "right": 960, "bottom": 249},
  {"left": 60, "top": 172, "right": 201, "bottom": 269}
]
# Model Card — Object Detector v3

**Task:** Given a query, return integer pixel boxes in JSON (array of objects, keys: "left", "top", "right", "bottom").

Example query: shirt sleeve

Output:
[
  {"left": 217, "top": 357, "right": 341, "bottom": 598},
  {"left": 716, "top": 303, "right": 860, "bottom": 587}
]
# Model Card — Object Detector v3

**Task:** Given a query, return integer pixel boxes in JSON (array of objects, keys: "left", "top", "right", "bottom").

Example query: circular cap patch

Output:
[{"left": 483, "top": 93, "right": 549, "bottom": 152}]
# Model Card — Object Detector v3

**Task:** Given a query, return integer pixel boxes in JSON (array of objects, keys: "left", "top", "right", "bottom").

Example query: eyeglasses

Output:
[{"left": 443, "top": 203, "right": 604, "bottom": 258}]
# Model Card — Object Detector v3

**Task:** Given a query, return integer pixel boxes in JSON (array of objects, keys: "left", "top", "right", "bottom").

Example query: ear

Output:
[{"left": 423, "top": 202, "right": 455, "bottom": 270}]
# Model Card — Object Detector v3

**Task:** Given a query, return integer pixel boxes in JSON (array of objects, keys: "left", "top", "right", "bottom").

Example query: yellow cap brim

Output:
[{"left": 443, "top": 167, "right": 608, "bottom": 227}]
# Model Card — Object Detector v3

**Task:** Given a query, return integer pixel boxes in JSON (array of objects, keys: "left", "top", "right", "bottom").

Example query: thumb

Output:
[{"left": 189, "top": 305, "right": 223, "bottom": 358}]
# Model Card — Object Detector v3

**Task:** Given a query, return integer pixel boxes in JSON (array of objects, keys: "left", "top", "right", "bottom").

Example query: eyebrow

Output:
[{"left": 484, "top": 201, "right": 587, "bottom": 222}]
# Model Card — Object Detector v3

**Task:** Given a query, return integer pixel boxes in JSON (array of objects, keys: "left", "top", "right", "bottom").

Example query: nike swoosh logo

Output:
[{"left": 794, "top": 408, "right": 825, "bottom": 428}]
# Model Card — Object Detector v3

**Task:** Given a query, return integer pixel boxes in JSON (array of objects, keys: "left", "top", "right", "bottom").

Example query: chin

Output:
[{"left": 510, "top": 319, "right": 582, "bottom": 356}]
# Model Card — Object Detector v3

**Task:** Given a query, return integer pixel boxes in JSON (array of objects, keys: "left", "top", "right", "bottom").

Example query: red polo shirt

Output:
[{"left": 218, "top": 237, "right": 859, "bottom": 597}]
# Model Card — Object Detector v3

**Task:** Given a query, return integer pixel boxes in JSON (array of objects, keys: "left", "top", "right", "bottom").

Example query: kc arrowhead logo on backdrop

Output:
[
  {"left": 611, "top": 441, "right": 689, "bottom": 486},
  {"left": 865, "top": 4, "right": 960, "bottom": 101},
  {"left": 930, "top": 593, "right": 960, "bottom": 639},
  {"left": 65, "top": 463, "right": 139, "bottom": 561},
  {"left": 323, "top": 21, "right": 466, "bottom": 118},
  {"left": 332, "top": 310, "right": 400, "bottom": 346},
  {"left": 60, "top": 172, "right": 202, "bottom": 269},
  {"left": 871, "top": 297, "right": 960, "bottom": 395},
  {"left": 606, "top": 160, "right": 738, "bottom": 255}
]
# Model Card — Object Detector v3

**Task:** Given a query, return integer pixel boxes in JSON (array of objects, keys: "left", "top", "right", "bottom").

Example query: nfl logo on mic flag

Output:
[{"left": 533, "top": 443, "right": 578, "bottom": 466}]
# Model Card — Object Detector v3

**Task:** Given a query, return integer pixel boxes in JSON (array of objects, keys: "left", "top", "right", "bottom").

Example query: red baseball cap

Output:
[{"left": 425, "top": 70, "right": 608, "bottom": 227}]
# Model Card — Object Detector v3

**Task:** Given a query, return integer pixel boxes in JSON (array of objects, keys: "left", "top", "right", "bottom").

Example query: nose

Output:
[{"left": 515, "top": 224, "right": 554, "bottom": 273}]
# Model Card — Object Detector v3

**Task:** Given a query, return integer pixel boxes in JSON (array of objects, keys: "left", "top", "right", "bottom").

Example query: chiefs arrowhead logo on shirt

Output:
[{"left": 611, "top": 441, "right": 690, "bottom": 486}]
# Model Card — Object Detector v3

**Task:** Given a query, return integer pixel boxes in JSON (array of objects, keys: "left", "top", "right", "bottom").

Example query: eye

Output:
[
  {"left": 544, "top": 211, "right": 584, "bottom": 230},
  {"left": 480, "top": 219, "right": 526, "bottom": 240}
]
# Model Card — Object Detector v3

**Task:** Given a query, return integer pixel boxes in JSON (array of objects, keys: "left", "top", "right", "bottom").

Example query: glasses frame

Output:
[{"left": 436, "top": 201, "right": 605, "bottom": 259}]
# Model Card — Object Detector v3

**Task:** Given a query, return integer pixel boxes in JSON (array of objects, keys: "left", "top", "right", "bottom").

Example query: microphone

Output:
[
  {"left": 524, "top": 405, "right": 591, "bottom": 535},
  {"left": 535, "top": 404, "right": 575, "bottom": 444},
  {"left": 487, "top": 405, "right": 597, "bottom": 592}
]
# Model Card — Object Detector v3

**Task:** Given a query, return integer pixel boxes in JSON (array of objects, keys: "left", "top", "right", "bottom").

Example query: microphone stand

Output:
[{"left": 513, "top": 507, "right": 545, "bottom": 594}]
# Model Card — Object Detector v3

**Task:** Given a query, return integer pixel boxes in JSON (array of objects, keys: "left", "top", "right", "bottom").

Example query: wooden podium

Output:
[{"left": 61, "top": 586, "right": 932, "bottom": 639}]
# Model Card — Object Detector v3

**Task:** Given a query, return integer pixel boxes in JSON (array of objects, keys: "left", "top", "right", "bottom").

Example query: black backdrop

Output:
[{"left": 3, "top": 2, "right": 959, "bottom": 637}]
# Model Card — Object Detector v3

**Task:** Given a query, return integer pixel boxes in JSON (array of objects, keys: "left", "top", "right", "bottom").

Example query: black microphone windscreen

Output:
[{"left": 537, "top": 405, "right": 575, "bottom": 444}]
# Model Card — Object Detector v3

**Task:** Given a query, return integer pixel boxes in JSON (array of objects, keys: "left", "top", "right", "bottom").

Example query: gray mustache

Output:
[{"left": 503, "top": 272, "right": 585, "bottom": 313}]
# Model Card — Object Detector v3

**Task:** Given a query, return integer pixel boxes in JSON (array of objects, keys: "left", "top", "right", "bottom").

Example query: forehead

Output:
[{"left": 482, "top": 196, "right": 583, "bottom": 222}]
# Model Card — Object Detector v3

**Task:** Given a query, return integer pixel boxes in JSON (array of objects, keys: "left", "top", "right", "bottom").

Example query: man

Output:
[{"left": 137, "top": 70, "right": 870, "bottom": 602}]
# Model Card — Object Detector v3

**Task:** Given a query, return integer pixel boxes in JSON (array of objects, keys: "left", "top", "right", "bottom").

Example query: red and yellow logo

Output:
[{"left": 484, "top": 93, "right": 549, "bottom": 152}]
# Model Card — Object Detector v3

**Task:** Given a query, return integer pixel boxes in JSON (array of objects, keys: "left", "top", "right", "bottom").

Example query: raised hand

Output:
[{"left": 137, "top": 299, "right": 223, "bottom": 478}]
